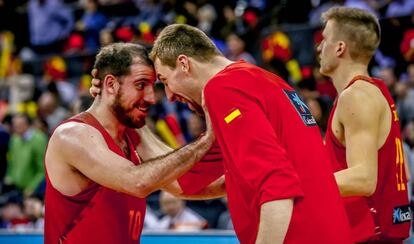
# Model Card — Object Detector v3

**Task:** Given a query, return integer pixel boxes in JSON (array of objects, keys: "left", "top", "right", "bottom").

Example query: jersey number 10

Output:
[{"left": 129, "top": 210, "right": 142, "bottom": 240}]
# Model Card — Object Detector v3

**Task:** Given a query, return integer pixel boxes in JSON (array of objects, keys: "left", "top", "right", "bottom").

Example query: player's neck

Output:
[
  {"left": 191, "top": 56, "right": 234, "bottom": 105},
  {"left": 331, "top": 62, "right": 369, "bottom": 94},
  {"left": 87, "top": 99, "right": 127, "bottom": 141},
  {"left": 197, "top": 56, "right": 234, "bottom": 87}
]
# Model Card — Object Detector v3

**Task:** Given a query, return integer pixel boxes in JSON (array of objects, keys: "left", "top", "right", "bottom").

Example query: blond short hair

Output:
[
  {"left": 322, "top": 7, "right": 380, "bottom": 63},
  {"left": 150, "top": 24, "right": 222, "bottom": 68}
]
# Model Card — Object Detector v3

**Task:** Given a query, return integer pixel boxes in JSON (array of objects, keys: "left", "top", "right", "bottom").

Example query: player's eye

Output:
[{"left": 135, "top": 82, "right": 145, "bottom": 90}]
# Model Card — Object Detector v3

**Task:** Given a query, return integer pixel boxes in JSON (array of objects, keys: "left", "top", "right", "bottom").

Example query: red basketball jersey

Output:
[
  {"left": 326, "top": 75, "right": 411, "bottom": 242},
  {"left": 44, "top": 112, "right": 146, "bottom": 244}
]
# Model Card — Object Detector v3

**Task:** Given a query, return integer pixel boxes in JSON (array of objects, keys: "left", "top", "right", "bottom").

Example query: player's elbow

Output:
[
  {"left": 359, "top": 177, "right": 377, "bottom": 196},
  {"left": 133, "top": 179, "right": 159, "bottom": 198},
  {"left": 122, "top": 177, "right": 153, "bottom": 198}
]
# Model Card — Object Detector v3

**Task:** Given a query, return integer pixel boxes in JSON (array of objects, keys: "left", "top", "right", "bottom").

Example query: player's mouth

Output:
[{"left": 137, "top": 106, "right": 149, "bottom": 112}]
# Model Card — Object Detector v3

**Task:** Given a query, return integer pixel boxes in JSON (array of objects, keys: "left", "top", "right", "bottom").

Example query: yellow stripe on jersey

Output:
[{"left": 224, "top": 109, "right": 241, "bottom": 124}]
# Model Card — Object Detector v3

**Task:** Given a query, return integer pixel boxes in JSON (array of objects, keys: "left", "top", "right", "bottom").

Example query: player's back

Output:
[
  {"left": 256, "top": 64, "right": 351, "bottom": 244},
  {"left": 206, "top": 61, "right": 351, "bottom": 244}
]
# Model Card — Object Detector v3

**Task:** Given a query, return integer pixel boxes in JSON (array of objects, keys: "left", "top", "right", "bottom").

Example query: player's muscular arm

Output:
[
  {"left": 256, "top": 199, "right": 293, "bottom": 244},
  {"left": 136, "top": 125, "right": 174, "bottom": 159},
  {"left": 48, "top": 121, "right": 214, "bottom": 198},
  {"left": 137, "top": 126, "right": 226, "bottom": 199},
  {"left": 334, "top": 84, "right": 382, "bottom": 196}
]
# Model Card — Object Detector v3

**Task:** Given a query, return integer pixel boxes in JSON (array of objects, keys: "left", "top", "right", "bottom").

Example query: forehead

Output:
[{"left": 127, "top": 63, "right": 156, "bottom": 80}]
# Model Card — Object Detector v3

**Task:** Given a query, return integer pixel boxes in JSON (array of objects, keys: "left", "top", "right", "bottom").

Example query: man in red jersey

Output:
[
  {"left": 44, "top": 43, "right": 222, "bottom": 244},
  {"left": 147, "top": 24, "right": 352, "bottom": 244},
  {"left": 318, "top": 6, "right": 411, "bottom": 243}
]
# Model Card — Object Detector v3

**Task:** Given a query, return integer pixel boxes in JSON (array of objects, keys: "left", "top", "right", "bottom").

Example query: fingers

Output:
[
  {"left": 89, "top": 69, "right": 102, "bottom": 98},
  {"left": 89, "top": 86, "right": 101, "bottom": 98},
  {"left": 91, "top": 77, "right": 101, "bottom": 87},
  {"left": 91, "top": 68, "right": 98, "bottom": 78},
  {"left": 201, "top": 91, "right": 215, "bottom": 141}
]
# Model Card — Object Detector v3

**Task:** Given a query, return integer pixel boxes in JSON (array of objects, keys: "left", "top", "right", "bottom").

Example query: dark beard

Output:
[{"left": 111, "top": 91, "right": 146, "bottom": 129}]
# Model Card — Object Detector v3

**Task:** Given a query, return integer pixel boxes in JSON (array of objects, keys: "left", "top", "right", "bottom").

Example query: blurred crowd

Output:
[{"left": 0, "top": 0, "right": 414, "bottom": 232}]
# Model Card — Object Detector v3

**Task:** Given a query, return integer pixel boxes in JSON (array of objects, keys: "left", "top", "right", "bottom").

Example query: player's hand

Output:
[
  {"left": 201, "top": 91, "right": 215, "bottom": 142},
  {"left": 89, "top": 69, "right": 102, "bottom": 98}
]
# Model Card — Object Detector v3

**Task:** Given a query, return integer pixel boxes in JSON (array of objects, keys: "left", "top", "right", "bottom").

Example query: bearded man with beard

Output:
[{"left": 43, "top": 43, "right": 219, "bottom": 244}]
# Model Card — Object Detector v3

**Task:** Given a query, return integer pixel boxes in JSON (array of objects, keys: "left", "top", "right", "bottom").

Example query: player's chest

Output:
[{"left": 115, "top": 140, "right": 131, "bottom": 159}]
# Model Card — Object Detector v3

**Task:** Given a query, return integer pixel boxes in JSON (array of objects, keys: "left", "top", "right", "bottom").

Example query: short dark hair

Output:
[{"left": 94, "top": 43, "right": 153, "bottom": 80}]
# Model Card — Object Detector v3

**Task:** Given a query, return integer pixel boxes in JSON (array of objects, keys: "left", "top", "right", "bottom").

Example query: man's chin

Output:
[{"left": 122, "top": 115, "right": 146, "bottom": 129}]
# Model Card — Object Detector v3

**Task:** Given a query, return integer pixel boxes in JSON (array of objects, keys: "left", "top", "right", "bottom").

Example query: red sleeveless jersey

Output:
[
  {"left": 44, "top": 112, "right": 146, "bottom": 244},
  {"left": 325, "top": 75, "right": 411, "bottom": 242}
]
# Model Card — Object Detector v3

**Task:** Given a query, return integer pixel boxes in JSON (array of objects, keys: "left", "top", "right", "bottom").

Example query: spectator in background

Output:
[
  {"left": 309, "top": 0, "right": 344, "bottom": 27},
  {"left": 400, "top": 28, "right": 414, "bottom": 62},
  {"left": 216, "top": 197, "right": 233, "bottom": 230},
  {"left": 405, "top": 120, "right": 414, "bottom": 164},
  {"left": 71, "top": 94, "right": 94, "bottom": 115},
  {"left": 4, "top": 58, "right": 37, "bottom": 118},
  {"left": 76, "top": 0, "right": 108, "bottom": 52},
  {"left": 225, "top": 33, "right": 256, "bottom": 64},
  {"left": 23, "top": 196, "right": 44, "bottom": 230},
  {"left": 131, "top": 0, "right": 163, "bottom": 28},
  {"left": 219, "top": 4, "right": 237, "bottom": 40},
  {"left": 344, "top": 0, "right": 379, "bottom": 16},
  {"left": 0, "top": 201, "right": 29, "bottom": 230},
  {"left": 5, "top": 114, "right": 47, "bottom": 197},
  {"left": 37, "top": 92, "right": 69, "bottom": 132},
  {"left": 32, "top": 118, "right": 49, "bottom": 136},
  {"left": 143, "top": 206, "right": 160, "bottom": 230},
  {"left": 394, "top": 82, "right": 408, "bottom": 119},
  {"left": 376, "top": 65, "right": 397, "bottom": 89},
  {"left": 158, "top": 191, "right": 207, "bottom": 231},
  {"left": 384, "top": 0, "right": 414, "bottom": 18},
  {"left": 42, "top": 56, "right": 77, "bottom": 107},
  {"left": 28, "top": 0, "right": 74, "bottom": 55},
  {"left": 394, "top": 64, "right": 414, "bottom": 127},
  {"left": 196, "top": 4, "right": 217, "bottom": 36},
  {"left": 0, "top": 121, "right": 9, "bottom": 193},
  {"left": 313, "top": 66, "right": 337, "bottom": 100},
  {"left": 99, "top": 28, "right": 114, "bottom": 47}
]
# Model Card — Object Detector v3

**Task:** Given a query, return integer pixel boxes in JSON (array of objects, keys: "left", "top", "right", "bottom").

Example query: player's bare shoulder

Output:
[
  {"left": 48, "top": 122, "right": 101, "bottom": 155},
  {"left": 46, "top": 121, "right": 104, "bottom": 195},
  {"left": 336, "top": 80, "right": 386, "bottom": 121}
]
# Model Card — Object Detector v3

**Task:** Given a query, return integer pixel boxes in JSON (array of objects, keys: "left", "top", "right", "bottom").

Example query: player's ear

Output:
[
  {"left": 177, "top": 55, "right": 190, "bottom": 73},
  {"left": 103, "top": 74, "right": 119, "bottom": 94},
  {"left": 336, "top": 41, "right": 346, "bottom": 57}
]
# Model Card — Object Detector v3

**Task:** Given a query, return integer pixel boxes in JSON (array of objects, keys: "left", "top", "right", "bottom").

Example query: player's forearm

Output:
[
  {"left": 136, "top": 125, "right": 174, "bottom": 160},
  {"left": 128, "top": 133, "right": 214, "bottom": 197},
  {"left": 181, "top": 177, "right": 226, "bottom": 200},
  {"left": 334, "top": 165, "right": 377, "bottom": 197},
  {"left": 164, "top": 177, "right": 226, "bottom": 200},
  {"left": 255, "top": 199, "right": 293, "bottom": 244}
]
